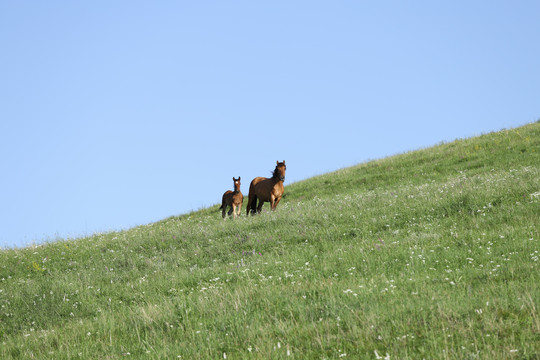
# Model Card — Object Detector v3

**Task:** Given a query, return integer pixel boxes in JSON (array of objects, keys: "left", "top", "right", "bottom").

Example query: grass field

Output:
[{"left": 1, "top": 122, "right": 539, "bottom": 359}]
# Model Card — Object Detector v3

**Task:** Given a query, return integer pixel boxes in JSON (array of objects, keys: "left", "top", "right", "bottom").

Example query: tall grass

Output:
[{"left": 1, "top": 123, "right": 539, "bottom": 359}]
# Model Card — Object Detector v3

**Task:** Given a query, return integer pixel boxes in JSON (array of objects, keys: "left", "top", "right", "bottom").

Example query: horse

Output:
[
  {"left": 246, "top": 160, "right": 286, "bottom": 215},
  {"left": 220, "top": 177, "right": 243, "bottom": 219}
]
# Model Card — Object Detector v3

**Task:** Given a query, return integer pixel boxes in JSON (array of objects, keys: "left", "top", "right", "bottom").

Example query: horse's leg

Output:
[
  {"left": 222, "top": 203, "right": 226, "bottom": 218},
  {"left": 231, "top": 204, "right": 237, "bottom": 219},
  {"left": 256, "top": 198, "right": 264, "bottom": 213},
  {"left": 272, "top": 196, "right": 281, "bottom": 210},
  {"left": 235, "top": 202, "right": 242, "bottom": 218}
]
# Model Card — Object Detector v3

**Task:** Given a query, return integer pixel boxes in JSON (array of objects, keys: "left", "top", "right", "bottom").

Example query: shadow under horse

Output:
[{"left": 246, "top": 160, "right": 286, "bottom": 215}]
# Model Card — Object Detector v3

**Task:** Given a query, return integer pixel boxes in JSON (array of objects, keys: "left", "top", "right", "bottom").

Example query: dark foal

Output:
[
  {"left": 246, "top": 161, "right": 286, "bottom": 215},
  {"left": 220, "top": 177, "right": 243, "bottom": 219}
]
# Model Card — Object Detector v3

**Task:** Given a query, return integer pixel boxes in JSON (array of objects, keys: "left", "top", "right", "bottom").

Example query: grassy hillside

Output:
[{"left": 1, "top": 122, "right": 539, "bottom": 359}]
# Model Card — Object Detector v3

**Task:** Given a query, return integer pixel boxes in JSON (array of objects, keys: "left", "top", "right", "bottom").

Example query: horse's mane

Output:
[
  {"left": 272, "top": 166, "right": 280, "bottom": 179},
  {"left": 272, "top": 163, "right": 285, "bottom": 180}
]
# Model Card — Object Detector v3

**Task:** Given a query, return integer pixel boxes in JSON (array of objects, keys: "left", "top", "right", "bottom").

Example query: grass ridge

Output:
[{"left": 1, "top": 122, "right": 539, "bottom": 359}]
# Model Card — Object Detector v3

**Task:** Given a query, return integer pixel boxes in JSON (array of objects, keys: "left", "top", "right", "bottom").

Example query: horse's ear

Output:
[
  {"left": 238, "top": 176, "right": 241, "bottom": 180},
  {"left": 232, "top": 177, "right": 235, "bottom": 181},
  {"left": 283, "top": 160, "right": 285, "bottom": 165},
  {"left": 276, "top": 160, "right": 279, "bottom": 165}
]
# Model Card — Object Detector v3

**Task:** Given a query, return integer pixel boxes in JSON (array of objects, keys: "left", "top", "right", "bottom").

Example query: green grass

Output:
[{"left": 1, "top": 123, "right": 539, "bottom": 359}]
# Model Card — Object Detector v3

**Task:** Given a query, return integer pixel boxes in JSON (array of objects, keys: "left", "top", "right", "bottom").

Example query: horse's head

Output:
[
  {"left": 233, "top": 177, "right": 241, "bottom": 193},
  {"left": 273, "top": 160, "right": 286, "bottom": 182}
]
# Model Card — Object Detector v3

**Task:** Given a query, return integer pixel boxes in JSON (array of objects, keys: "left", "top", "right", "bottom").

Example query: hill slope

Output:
[{"left": 1, "top": 123, "right": 539, "bottom": 359}]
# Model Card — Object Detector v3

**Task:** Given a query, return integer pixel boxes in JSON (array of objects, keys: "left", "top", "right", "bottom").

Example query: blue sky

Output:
[{"left": 1, "top": 1, "right": 539, "bottom": 248}]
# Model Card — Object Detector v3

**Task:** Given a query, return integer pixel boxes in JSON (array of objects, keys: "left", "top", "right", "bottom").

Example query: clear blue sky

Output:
[{"left": 1, "top": 1, "right": 539, "bottom": 248}]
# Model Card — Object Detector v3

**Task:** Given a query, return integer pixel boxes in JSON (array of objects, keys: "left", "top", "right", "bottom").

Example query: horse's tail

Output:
[
  {"left": 249, "top": 195, "right": 257, "bottom": 214},
  {"left": 219, "top": 204, "right": 223, "bottom": 210}
]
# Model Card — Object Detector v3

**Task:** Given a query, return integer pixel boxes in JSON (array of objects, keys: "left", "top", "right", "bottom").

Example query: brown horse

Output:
[
  {"left": 246, "top": 160, "right": 286, "bottom": 215},
  {"left": 220, "top": 177, "right": 243, "bottom": 219}
]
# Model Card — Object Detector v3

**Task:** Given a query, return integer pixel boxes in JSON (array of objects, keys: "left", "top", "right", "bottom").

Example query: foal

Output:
[{"left": 220, "top": 177, "right": 243, "bottom": 219}]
